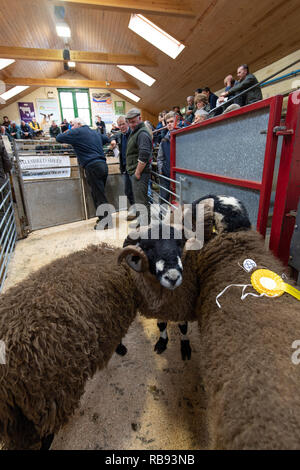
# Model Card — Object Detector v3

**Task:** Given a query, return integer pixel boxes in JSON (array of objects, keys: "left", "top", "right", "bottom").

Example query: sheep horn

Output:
[{"left": 118, "top": 246, "right": 149, "bottom": 273}]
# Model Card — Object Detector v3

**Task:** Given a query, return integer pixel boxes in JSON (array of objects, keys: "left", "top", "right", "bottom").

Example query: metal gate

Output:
[
  {"left": 0, "top": 178, "right": 17, "bottom": 291},
  {"left": 11, "top": 139, "right": 127, "bottom": 233}
]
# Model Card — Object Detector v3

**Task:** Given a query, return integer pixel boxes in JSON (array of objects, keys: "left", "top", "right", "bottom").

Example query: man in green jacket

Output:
[
  {"left": 125, "top": 108, "right": 152, "bottom": 227},
  {"left": 219, "top": 64, "right": 262, "bottom": 106}
]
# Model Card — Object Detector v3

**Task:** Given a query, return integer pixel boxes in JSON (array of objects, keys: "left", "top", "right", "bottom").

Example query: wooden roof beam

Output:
[
  {"left": 4, "top": 77, "right": 139, "bottom": 89},
  {"left": 0, "top": 46, "right": 156, "bottom": 67},
  {"left": 54, "top": 0, "right": 195, "bottom": 17}
]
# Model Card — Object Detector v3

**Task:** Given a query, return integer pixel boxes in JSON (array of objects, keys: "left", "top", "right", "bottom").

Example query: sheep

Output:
[
  {"left": 0, "top": 243, "right": 138, "bottom": 450},
  {"left": 135, "top": 194, "right": 251, "bottom": 360},
  {"left": 194, "top": 218, "right": 300, "bottom": 449}
]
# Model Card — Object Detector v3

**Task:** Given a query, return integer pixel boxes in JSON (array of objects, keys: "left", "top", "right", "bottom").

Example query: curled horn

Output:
[{"left": 117, "top": 246, "right": 149, "bottom": 273}]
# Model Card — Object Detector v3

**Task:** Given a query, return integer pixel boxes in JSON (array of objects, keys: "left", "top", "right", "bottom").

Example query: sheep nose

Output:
[{"left": 165, "top": 270, "right": 182, "bottom": 287}]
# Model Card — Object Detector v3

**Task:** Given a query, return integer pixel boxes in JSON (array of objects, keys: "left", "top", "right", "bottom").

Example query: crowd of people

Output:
[{"left": 0, "top": 62, "right": 263, "bottom": 230}]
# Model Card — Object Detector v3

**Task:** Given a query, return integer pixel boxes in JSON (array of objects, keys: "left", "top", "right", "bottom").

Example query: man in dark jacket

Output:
[
  {"left": 95, "top": 115, "right": 106, "bottom": 135},
  {"left": 203, "top": 87, "right": 218, "bottom": 110},
  {"left": 0, "top": 138, "right": 12, "bottom": 189},
  {"left": 157, "top": 111, "right": 175, "bottom": 204},
  {"left": 20, "top": 121, "right": 33, "bottom": 139},
  {"left": 49, "top": 121, "right": 60, "bottom": 138},
  {"left": 220, "top": 64, "right": 262, "bottom": 106},
  {"left": 110, "top": 116, "right": 136, "bottom": 220},
  {"left": 56, "top": 118, "right": 110, "bottom": 229},
  {"left": 125, "top": 108, "right": 152, "bottom": 227}
]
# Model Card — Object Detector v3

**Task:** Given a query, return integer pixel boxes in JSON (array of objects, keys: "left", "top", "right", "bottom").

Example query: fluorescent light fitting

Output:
[
  {"left": 117, "top": 65, "right": 156, "bottom": 87},
  {"left": 128, "top": 14, "right": 185, "bottom": 59},
  {"left": 0, "top": 59, "right": 15, "bottom": 71},
  {"left": 68, "top": 61, "right": 76, "bottom": 67},
  {"left": 115, "top": 89, "right": 140, "bottom": 102},
  {"left": 0, "top": 86, "right": 29, "bottom": 101},
  {"left": 56, "top": 24, "right": 71, "bottom": 38}
]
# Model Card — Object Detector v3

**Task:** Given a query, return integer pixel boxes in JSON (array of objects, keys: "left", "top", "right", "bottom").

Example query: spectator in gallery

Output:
[
  {"left": 194, "top": 93, "right": 210, "bottom": 119},
  {"left": 219, "top": 64, "right": 263, "bottom": 106},
  {"left": 202, "top": 87, "right": 218, "bottom": 110},
  {"left": 95, "top": 115, "right": 106, "bottom": 135},
  {"left": 1, "top": 116, "right": 10, "bottom": 128},
  {"left": 29, "top": 118, "right": 43, "bottom": 137},
  {"left": 185, "top": 96, "right": 195, "bottom": 124},
  {"left": 49, "top": 121, "right": 61, "bottom": 138},
  {"left": 20, "top": 121, "right": 33, "bottom": 139},
  {"left": 60, "top": 118, "right": 71, "bottom": 133},
  {"left": 0, "top": 125, "right": 11, "bottom": 141},
  {"left": 8, "top": 122, "right": 21, "bottom": 139}
]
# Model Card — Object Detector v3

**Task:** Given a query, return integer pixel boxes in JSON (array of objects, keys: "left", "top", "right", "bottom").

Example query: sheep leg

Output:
[
  {"left": 40, "top": 433, "right": 54, "bottom": 450},
  {"left": 115, "top": 342, "right": 128, "bottom": 356},
  {"left": 154, "top": 321, "right": 168, "bottom": 354},
  {"left": 178, "top": 322, "right": 191, "bottom": 360}
]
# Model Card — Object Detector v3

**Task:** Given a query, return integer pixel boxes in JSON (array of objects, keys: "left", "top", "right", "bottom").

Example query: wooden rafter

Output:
[
  {"left": 54, "top": 0, "right": 195, "bottom": 17},
  {"left": 0, "top": 46, "right": 156, "bottom": 67},
  {"left": 4, "top": 77, "right": 139, "bottom": 89}
]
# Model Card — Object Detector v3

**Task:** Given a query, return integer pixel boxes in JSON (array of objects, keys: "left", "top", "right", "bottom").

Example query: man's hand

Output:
[
  {"left": 220, "top": 91, "right": 229, "bottom": 98},
  {"left": 134, "top": 171, "right": 141, "bottom": 180},
  {"left": 218, "top": 96, "right": 226, "bottom": 103}
]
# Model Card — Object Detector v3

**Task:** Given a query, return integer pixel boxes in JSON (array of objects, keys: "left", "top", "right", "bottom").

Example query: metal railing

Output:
[
  {"left": 0, "top": 178, "right": 17, "bottom": 292},
  {"left": 149, "top": 169, "right": 183, "bottom": 220}
]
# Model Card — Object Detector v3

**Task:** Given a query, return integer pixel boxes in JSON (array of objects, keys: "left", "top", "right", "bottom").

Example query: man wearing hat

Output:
[{"left": 125, "top": 108, "right": 152, "bottom": 226}]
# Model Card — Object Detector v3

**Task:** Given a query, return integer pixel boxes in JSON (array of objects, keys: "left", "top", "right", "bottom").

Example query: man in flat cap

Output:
[{"left": 125, "top": 108, "right": 152, "bottom": 227}]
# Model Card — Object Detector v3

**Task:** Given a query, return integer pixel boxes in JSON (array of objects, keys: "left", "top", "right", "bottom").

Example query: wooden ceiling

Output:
[{"left": 1, "top": 0, "right": 300, "bottom": 116}]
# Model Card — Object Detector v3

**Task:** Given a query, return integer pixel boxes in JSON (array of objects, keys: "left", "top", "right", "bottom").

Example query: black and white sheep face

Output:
[
  {"left": 138, "top": 236, "right": 184, "bottom": 290},
  {"left": 120, "top": 224, "right": 185, "bottom": 290}
]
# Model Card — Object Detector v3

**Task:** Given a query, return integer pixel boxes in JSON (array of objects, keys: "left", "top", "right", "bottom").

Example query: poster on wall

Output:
[
  {"left": 114, "top": 100, "right": 125, "bottom": 116},
  {"left": 91, "top": 92, "right": 114, "bottom": 124},
  {"left": 18, "top": 102, "right": 35, "bottom": 124},
  {"left": 36, "top": 99, "right": 61, "bottom": 129}
]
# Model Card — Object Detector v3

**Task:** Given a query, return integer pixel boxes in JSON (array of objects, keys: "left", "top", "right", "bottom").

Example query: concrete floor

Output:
[{"left": 3, "top": 213, "right": 208, "bottom": 450}]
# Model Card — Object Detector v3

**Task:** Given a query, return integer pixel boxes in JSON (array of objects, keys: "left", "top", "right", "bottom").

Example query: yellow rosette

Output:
[{"left": 251, "top": 269, "right": 300, "bottom": 301}]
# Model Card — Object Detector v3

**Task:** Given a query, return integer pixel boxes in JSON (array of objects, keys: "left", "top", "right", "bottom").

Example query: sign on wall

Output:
[
  {"left": 19, "top": 155, "right": 71, "bottom": 180},
  {"left": 114, "top": 100, "right": 125, "bottom": 116},
  {"left": 36, "top": 99, "right": 61, "bottom": 126},
  {"left": 18, "top": 102, "right": 35, "bottom": 124},
  {"left": 91, "top": 92, "right": 114, "bottom": 124}
]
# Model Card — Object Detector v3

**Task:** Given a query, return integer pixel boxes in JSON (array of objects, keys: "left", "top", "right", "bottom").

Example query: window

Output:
[{"left": 58, "top": 88, "right": 92, "bottom": 126}]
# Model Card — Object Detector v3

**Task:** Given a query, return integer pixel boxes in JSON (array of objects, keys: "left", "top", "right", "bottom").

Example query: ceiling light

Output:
[
  {"left": 56, "top": 24, "right": 71, "bottom": 38},
  {"left": 68, "top": 61, "right": 76, "bottom": 67},
  {"left": 0, "top": 59, "right": 15, "bottom": 71},
  {"left": 128, "top": 14, "right": 185, "bottom": 59},
  {"left": 115, "top": 89, "right": 140, "bottom": 102},
  {"left": 117, "top": 65, "right": 156, "bottom": 87},
  {"left": 0, "top": 86, "right": 29, "bottom": 101}
]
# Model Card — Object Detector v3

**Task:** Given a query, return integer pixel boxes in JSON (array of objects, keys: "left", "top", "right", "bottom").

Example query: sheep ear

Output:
[{"left": 118, "top": 246, "right": 149, "bottom": 273}]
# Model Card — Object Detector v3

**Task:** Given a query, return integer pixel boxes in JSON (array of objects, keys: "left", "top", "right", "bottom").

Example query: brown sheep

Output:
[
  {"left": 195, "top": 229, "right": 300, "bottom": 449},
  {"left": 0, "top": 243, "right": 137, "bottom": 450}
]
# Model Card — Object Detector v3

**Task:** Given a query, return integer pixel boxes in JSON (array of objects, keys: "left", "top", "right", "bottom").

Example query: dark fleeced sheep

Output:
[
  {"left": 0, "top": 244, "right": 137, "bottom": 450},
  {"left": 195, "top": 229, "right": 300, "bottom": 449}
]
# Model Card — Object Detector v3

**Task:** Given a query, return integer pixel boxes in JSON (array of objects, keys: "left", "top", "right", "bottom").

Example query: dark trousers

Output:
[
  {"left": 129, "top": 172, "right": 151, "bottom": 224},
  {"left": 124, "top": 172, "right": 135, "bottom": 205},
  {"left": 85, "top": 160, "right": 108, "bottom": 211}
]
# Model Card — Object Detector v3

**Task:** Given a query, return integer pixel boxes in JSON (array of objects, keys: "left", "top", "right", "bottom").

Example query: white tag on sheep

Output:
[{"left": 242, "top": 259, "right": 257, "bottom": 272}]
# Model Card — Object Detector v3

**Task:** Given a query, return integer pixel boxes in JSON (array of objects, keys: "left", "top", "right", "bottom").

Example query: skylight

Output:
[
  {"left": 117, "top": 65, "right": 156, "bottom": 87},
  {"left": 128, "top": 14, "right": 185, "bottom": 59},
  {"left": 56, "top": 24, "right": 71, "bottom": 38},
  {"left": 115, "top": 89, "right": 141, "bottom": 102},
  {"left": 0, "top": 59, "right": 15, "bottom": 71},
  {"left": 0, "top": 86, "right": 29, "bottom": 101}
]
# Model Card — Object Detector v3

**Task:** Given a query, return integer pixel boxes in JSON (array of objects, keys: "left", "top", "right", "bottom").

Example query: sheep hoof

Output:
[
  {"left": 40, "top": 433, "right": 54, "bottom": 450},
  {"left": 115, "top": 343, "right": 127, "bottom": 356},
  {"left": 154, "top": 337, "right": 168, "bottom": 354},
  {"left": 181, "top": 340, "right": 191, "bottom": 360}
]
